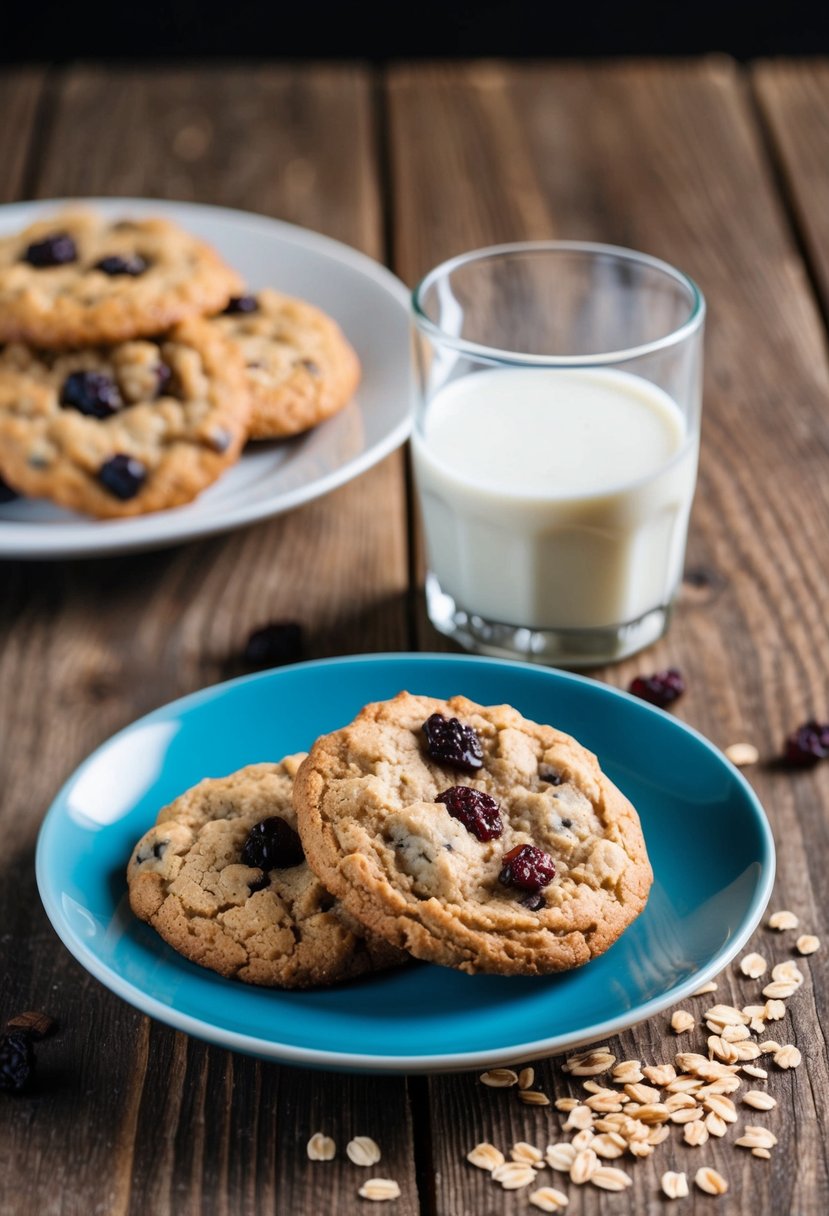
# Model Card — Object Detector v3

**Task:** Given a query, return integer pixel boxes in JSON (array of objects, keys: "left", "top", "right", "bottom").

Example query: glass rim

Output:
[{"left": 411, "top": 240, "right": 705, "bottom": 366}]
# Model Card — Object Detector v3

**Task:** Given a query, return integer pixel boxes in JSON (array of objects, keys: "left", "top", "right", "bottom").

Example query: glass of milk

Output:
[{"left": 411, "top": 241, "right": 705, "bottom": 667}]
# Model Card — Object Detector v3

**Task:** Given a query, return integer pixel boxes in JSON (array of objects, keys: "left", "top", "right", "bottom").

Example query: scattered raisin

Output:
[
  {"left": 422, "top": 714, "right": 483, "bottom": 772},
  {"left": 783, "top": 720, "right": 829, "bottom": 766},
  {"left": 436, "top": 786, "right": 502, "bottom": 841},
  {"left": 0, "top": 1032, "right": 35, "bottom": 1092},
  {"left": 499, "top": 843, "right": 556, "bottom": 892},
  {"left": 242, "top": 622, "right": 304, "bottom": 668},
  {"left": 628, "top": 667, "right": 685, "bottom": 708},
  {"left": 241, "top": 817, "right": 304, "bottom": 870}
]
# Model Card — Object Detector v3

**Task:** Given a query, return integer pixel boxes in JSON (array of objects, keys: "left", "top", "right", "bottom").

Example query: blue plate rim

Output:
[{"left": 35, "top": 652, "right": 776, "bottom": 1073}]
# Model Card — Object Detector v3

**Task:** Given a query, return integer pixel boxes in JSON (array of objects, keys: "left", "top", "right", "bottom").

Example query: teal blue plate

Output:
[{"left": 36, "top": 654, "right": 775, "bottom": 1073}]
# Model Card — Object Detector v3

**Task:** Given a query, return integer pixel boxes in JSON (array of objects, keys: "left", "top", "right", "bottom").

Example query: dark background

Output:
[{"left": 2, "top": 0, "right": 828, "bottom": 61}]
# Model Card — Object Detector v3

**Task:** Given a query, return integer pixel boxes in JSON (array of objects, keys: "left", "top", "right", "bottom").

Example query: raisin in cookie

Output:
[
  {"left": 0, "top": 211, "right": 242, "bottom": 347},
  {"left": 212, "top": 289, "right": 360, "bottom": 439},
  {"left": 0, "top": 317, "right": 249, "bottom": 517},
  {"left": 294, "top": 692, "right": 653, "bottom": 976},
  {"left": 127, "top": 759, "right": 406, "bottom": 988}
]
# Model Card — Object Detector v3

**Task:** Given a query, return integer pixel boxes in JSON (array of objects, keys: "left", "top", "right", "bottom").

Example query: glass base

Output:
[{"left": 425, "top": 573, "right": 673, "bottom": 669}]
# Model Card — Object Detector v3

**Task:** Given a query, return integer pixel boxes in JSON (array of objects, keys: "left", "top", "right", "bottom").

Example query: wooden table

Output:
[{"left": 2, "top": 58, "right": 829, "bottom": 1215}]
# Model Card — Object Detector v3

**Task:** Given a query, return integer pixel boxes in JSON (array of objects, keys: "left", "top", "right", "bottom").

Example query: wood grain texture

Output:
[
  {"left": 0, "top": 69, "right": 46, "bottom": 203},
  {"left": 390, "top": 60, "right": 829, "bottom": 1214},
  {"left": 0, "top": 65, "right": 414, "bottom": 1216},
  {"left": 752, "top": 60, "right": 829, "bottom": 324}
]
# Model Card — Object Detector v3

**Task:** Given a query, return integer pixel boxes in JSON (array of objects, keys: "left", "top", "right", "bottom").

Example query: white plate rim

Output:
[{"left": 0, "top": 197, "right": 412, "bottom": 560}]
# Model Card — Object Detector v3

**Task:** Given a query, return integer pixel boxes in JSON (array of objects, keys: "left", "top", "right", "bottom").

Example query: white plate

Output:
[{"left": 0, "top": 198, "right": 411, "bottom": 559}]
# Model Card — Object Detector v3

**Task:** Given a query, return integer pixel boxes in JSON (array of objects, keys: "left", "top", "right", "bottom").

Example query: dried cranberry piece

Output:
[
  {"left": 436, "top": 786, "right": 502, "bottom": 841},
  {"left": 243, "top": 622, "right": 304, "bottom": 669},
  {"left": 24, "top": 233, "right": 77, "bottom": 267},
  {"left": 0, "top": 477, "right": 18, "bottom": 504},
  {"left": 241, "top": 817, "right": 304, "bottom": 870},
  {"left": 98, "top": 454, "right": 147, "bottom": 500},
  {"left": 422, "top": 714, "right": 483, "bottom": 772},
  {"left": 60, "top": 370, "right": 123, "bottom": 419},
  {"left": 94, "top": 254, "right": 148, "bottom": 276},
  {"left": 223, "top": 295, "right": 259, "bottom": 315},
  {"left": 0, "top": 1032, "right": 35, "bottom": 1092},
  {"left": 783, "top": 720, "right": 829, "bottom": 766},
  {"left": 499, "top": 843, "right": 556, "bottom": 892},
  {"left": 628, "top": 667, "right": 685, "bottom": 709}
]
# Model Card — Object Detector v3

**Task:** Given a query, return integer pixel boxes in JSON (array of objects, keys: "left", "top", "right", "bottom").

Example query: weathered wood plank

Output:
[
  {"left": 0, "top": 65, "right": 414, "bottom": 1216},
  {"left": 0, "top": 68, "right": 46, "bottom": 203},
  {"left": 389, "top": 59, "right": 829, "bottom": 1215},
  {"left": 752, "top": 60, "right": 829, "bottom": 323}
]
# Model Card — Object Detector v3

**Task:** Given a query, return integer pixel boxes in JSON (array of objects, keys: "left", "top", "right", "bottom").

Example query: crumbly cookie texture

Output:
[
  {"left": 0, "top": 316, "right": 250, "bottom": 517},
  {"left": 294, "top": 692, "right": 653, "bottom": 976},
  {"left": 127, "top": 760, "right": 406, "bottom": 988},
  {"left": 212, "top": 289, "right": 360, "bottom": 439},
  {"left": 0, "top": 211, "right": 243, "bottom": 346}
]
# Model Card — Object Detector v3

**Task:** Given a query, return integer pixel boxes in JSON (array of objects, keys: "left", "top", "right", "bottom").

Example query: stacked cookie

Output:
[
  {"left": 127, "top": 692, "right": 653, "bottom": 988},
  {"left": 0, "top": 210, "right": 360, "bottom": 517}
]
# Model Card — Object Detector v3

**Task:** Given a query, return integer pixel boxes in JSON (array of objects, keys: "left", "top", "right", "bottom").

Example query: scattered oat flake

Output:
[
  {"left": 690, "top": 980, "right": 718, "bottom": 996},
  {"left": 492, "top": 1162, "right": 537, "bottom": 1190},
  {"left": 642, "top": 1063, "right": 676, "bottom": 1086},
  {"left": 743, "top": 1090, "right": 776, "bottom": 1110},
  {"left": 662, "top": 1171, "right": 690, "bottom": 1199},
  {"left": 307, "top": 1133, "right": 336, "bottom": 1161},
  {"left": 760, "top": 1040, "right": 782, "bottom": 1054},
  {"left": 511, "top": 1142, "right": 544, "bottom": 1166},
  {"left": 466, "top": 1143, "right": 504, "bottom": 1172},
  {"left": 764, "top": 999, "right": 786, "bottom": 1021},
  {"left": 624, "top": 1081, "right": 662, "bottom": 1104},
  {"left": 347, "top": 1137, "right": 382, "bottom": 1167},
  {"left": 695, "top": 1167, "right": 729, "bottom": 1195},
  {"left": 736, "top": 1126, "right": 778, "bottom": 1150},
  {"left": 705, "top": 1112, "right": 728, "bottom": 1138},
  {"left": 555, "top": 1097, "right": 578, "bottom": 1112},
  {"left": 762, "top": 982, "right": 798, "bottom": 1001},
  {"left": 768, "top": 910, "right": 799, "bottom": 931},
  {"left": 518, "top": 1066, "right": 535, "bottom": 1089},
  {"left": 591, "top": 1133, "right": 625, "bottom": 1159},
  {"left": 705, "top": 1003, "right": 750, "bottom": 1026},
  {"left": 546, "top": 1143, "right": 577, "bottom": 1172},
  {"left": 725, "top": 742, "right": 759, "bottom": 766},
  {"left": 591, "top": 1166, "right": 632, "bottom": 1191},
  {"left": 480, "top": 1067, "right": 518, "bottom": 1087},
  {"left": 670, "top": 1010, "right": 695, "bottom": 1034},
  {"left": 529, "top": 1186, "right": 570, "bottom": 1212},
  {"left": 520, "top": 1090, "right": 551, "bottom": 1106},
  {"left": 569, "top": 1148, "right": 599, "bottom": 1185},
  {"left": 684, "top": 1120, "right": 709, "bottom": 1146},
  {"left": 612, "top": 1059, "right": 644, "bottom": 1084},
  {"left": 742, "top": 1064, "right": 768, "bottom": 1079},
  {"left": 775, "top": 1044, "right": 802, "bottom": 1069},
  {"left": 797, "top": 934, "right": 820, "bottom": 955},
  {"left": 563, "top": 1104, "right": 593, "bottom": 1130},
  {"left": 571, "top": 1129, "right": 595, "bottom": 1152},
  {"left": 566, "top": 1051, "right": 616, "bottom": 1077},
  {"left": 772, "top": 960, "right": 804, "bottom": 985},
  {"left": 357, "top": 1178, "right": 400, "bottom": 1202},
  {"left": 740, "top": 952, "right": 767, "bottom": 978},
  {"left": 753, "top": 1147, "right": 772, "bottom": 1160}
]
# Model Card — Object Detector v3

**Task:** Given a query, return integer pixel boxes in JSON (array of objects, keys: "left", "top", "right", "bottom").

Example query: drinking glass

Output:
[{"left": 411, "top": 241, "right": 705, "bottom": 667}]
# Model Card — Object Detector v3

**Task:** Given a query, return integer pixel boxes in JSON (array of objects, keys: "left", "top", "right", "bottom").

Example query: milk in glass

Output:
[{"left": 412, "top": 366, "right": 698, "bottom": 631}]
